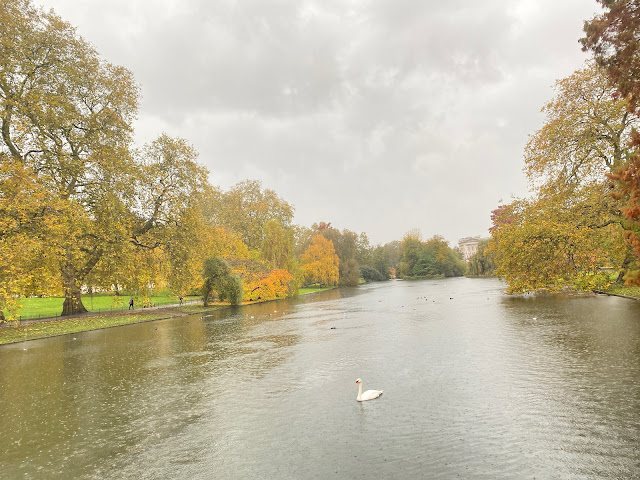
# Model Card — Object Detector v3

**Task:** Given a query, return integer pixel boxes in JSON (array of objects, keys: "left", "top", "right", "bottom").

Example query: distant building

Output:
[{"left": 458, "top": 236, "right": 481, "bottom": 262}]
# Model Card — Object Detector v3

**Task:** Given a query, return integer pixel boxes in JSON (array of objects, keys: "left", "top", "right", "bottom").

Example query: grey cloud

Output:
[{"left": 42, "top": 0, "right": 601, "bottom": 245}]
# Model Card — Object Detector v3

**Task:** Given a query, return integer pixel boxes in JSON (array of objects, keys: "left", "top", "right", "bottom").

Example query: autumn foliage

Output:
[
  {"left": 582, "top": 1, "right": 640, "bottom": 284},
  {"left": 300, "top": 235, "right": 339, "bottom": 286},
  {"left": 0, "top": 0, "right": 399, "bottom": 321},
  {"left": 243, "top": 269, "right": 293, "bottom": 302}
]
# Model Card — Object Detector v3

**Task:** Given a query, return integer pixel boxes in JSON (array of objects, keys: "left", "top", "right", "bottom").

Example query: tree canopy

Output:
[
  {"left": 300, "top": 234, "right": 339, "bottom": 286},
  {"left": 0, "top": 0, "right": 463, "bottom": 321},
  {"left": 582, "top": 2, "right": 640, "bottom": 284},
  {"left": 202, "top": 257, "right": 242, "bottom": 306},
  {"left": 490, "top": 62, "right": 635, "bottom": 293},
  {"left": 397, "top": 232, "right": 465, "bottom": 279}
]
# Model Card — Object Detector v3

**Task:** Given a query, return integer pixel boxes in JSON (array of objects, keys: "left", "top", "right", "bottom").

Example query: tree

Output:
[
  {"left": 397, "top": 232, "right": 465, "bottom": 279},
  {"left": 489, "top": 195, "right": 626, "bottom": 293},
  {"left": 360, "top": 265, "right": 385, "bottom": 282},
  {"left": 128, "top": 134, "right": 213, "bottom": 296},
  {"left": 202, "top": 257, "right": 243, "bottom": 306},
  {"left": 0, "top": 0, "right": 139, "bottom": 315},
  {"left": 243, "top": 269, "right": 293, "bottom": 301},
  {"left": 382, "top": 241, "right": 401, "bottom": 274},
  {"left": 490, "top": 61, "right": 639, "bottom": 293},
  {"left": 356, "top": 233, "right": 373, "bottom": 267},
  {"left": 423, "top": 236, "right": 466, "bottom": 277},
  {"left": 412, "top": 249, "right": 437, "bottom": 277},
  {"left": 300, "top": 234, "right": 339, "bottom": 286},
  {"left": 372, "top": 245, "right": 392, "bottom": 280},
  {"left": 467, "top": 239, "right": 496, "bottom": 276},
  {"left": 221, "top": 275, "right": 244, "bottom": 305},
  {"left": 582, "top": 1, "right": 640, "bottom": 109},
  {"left": 319, "top": 226, "right": 360, "bottom": 286},
  {"left": 212, "top": 180, "right": 294, "bottom": 251},
  {"left": 340, "top": 258, "right": 360, "bottom": 286},
  {"left": 261, "top": 219, "right": 296, "bottom": 270},
  {"left": 0, "top": 158, "right": 61, "bottom": 321},
  {"left": 519, "top": 62, "right": 636, "bottom": 286},
  {"left": 524, "top": 62, "right": 637, "bottom": 193},
  {"left": 582, "top": 3, "right": 640, "bottom": 283},
  {"left": 397, "top": 230, "right": 423, "bottom": 277}
]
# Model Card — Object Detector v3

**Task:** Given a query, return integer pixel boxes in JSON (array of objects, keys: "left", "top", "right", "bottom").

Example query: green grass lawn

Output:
[
  {"left": 298, "top": 285, "right": 336, "bottom": 295},
  {"left": 3, "top": 294, "right": 200, "bottom": 321},
  {"left": 0, "top": 286, "right": 341, "bottom": 345},
  {"left": 602, "top": 283, "right": 640, "bottom": 298},
  {"left": 4, "top": 286, "right": 334, "bottom": 322}
]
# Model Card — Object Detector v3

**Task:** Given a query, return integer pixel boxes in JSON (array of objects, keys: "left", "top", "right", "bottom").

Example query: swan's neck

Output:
[{"left": 357, "top": 383, "right": 363, "bottom": 401}]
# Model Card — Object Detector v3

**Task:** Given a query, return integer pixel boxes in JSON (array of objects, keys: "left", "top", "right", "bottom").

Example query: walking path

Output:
[{"left": 2, "top": 300, "right": 197, "bottom": 327}]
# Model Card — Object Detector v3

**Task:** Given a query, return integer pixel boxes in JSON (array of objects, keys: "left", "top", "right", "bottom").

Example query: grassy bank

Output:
[
  {"left": 0, "top": 311, "right": 176, "bottom": 345},
  {"left": 0, "top": 287, "right": 337, "bottom": 345},
  {"left": 298, "top": 285, "right": 336, "bottom": 295},
  {"left": 2, "top": 294, "right": 200, "bottom": 321},
  {"left": 600, "top": 283, "right": 640, "bottom": 299}
]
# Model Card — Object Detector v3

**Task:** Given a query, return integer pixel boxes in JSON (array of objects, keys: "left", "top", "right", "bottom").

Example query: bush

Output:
[{"left": 360, "top": 265, "right": 385, "bottom": 282}]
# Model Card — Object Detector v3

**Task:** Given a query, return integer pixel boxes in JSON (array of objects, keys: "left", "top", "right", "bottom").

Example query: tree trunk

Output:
[
  {"left": 61, "top": 262, "right": 88, "bottom": 316},
  {"left": 203, "top": 286, "right": 210, "bottom": 308},
  {"left": 616, "top": 252, "right": 634, "bottom": 284}
]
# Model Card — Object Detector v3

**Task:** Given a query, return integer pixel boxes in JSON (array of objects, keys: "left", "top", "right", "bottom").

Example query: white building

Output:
[{"left": 458, "top": 236, "right": 481, "bottom": 262}]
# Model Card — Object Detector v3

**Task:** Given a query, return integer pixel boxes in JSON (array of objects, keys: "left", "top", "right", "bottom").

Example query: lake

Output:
[{"left": 1, "top": 277, "right": 639, "bottom": 479}]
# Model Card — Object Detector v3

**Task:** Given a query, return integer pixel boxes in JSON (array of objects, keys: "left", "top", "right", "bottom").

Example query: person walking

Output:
[{"left": 129, "top": 298, "right": 134, "bottom": 310}]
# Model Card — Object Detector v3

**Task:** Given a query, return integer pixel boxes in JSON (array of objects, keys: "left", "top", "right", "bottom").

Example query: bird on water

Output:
[{"left": 355, "top": 378, "right": 383, "bottom": 402}]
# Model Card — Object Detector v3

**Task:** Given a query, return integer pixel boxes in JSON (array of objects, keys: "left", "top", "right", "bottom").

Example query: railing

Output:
[{"left": 2, "top": 298, "right": 202, "bottom": 324}]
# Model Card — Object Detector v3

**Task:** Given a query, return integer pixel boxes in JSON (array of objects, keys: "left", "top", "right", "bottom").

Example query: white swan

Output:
[{"left": 355, "top": 378, "right": 383, "bottom": 402}]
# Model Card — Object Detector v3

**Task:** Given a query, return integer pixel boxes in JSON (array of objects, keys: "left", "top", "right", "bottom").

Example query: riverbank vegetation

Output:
[
  {"left": 489, "top": 61, "right": 635, "bottom": 294},
  {"left": 484, "top": 3, "right": 640, "bottom": 296},
  {"left": 0, "top": 293, "right": 199, "bottom": 321},
  {"left": 396, "top": 231, "right": 466, "bottom": 279},
  {"left": 0, "top": 286, "right": 342, "bottom": 344},
  {"left": 4, "top": 0, "right": 467, "bottom": 325}
]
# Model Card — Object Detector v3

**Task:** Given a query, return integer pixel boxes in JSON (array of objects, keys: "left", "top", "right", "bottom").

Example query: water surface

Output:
[{"left": 1, "top": 278, "right": 639, "bottom": 479}]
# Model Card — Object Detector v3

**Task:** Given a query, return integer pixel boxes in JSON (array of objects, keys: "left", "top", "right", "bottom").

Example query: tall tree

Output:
[
  {"left": 0, "top": 158, "right": 61, "bottom": 320},
  {"left": 424, "top": 236, "right": 466, "bottom": 278},
  {"left": 524, "top": 62, "right": 636, "bottom": 192},
  {"left": 490, "top": 195, "right": 625, "bottom": 293},
  {"left": 371, "top": 245, "right": 392, "bottom": 280},
  {"left": 397, "top": 230, "right": 423, "bottom": 278},
  {"left": 202, "top": 257, "right": 242, "bottom": 306},
  {"left": 129, "top": 134, "right": 213, "bottom": 294},
  {"left": 261, "top": 219, "right": 296, "bottom": 270},
  {"left": 212, "top": 180, "right": 294, "bottom": 251},
  {"left": 520, "top": 62, "right": 636, "bottom": 285},
  {"left": 583, "top": 2, "right": 640, "bottom": 282},
  {"left": 300, "top": 234, "right": 339, "bottom": 286},
  {"left": 0, "top": 0, "right": 139, "bottom": 315},
  {"left": 467, "top": 239, "right": 496, "bottom": 277},
  {"left": 582, "top": 1, "right": 640, "bottom": 109},
  {"left": 356, "top": 233, "right": 373, "bottom": 267},
  {"left": 397, "top": 232, "right": 464, "bottom": 279},
  {"left": 320, "top": 226, "right": 360, "bottom": 286}
]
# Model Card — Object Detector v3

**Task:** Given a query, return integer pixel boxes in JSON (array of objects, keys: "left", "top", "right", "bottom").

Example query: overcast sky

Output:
[{"left": 41, "top": 0, "right": 602, "bottom": 246}]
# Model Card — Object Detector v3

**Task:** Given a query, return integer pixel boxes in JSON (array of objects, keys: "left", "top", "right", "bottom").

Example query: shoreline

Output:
[
  {"left": 5, "top": 284, "right": 636, "bottom": 346},
  {"left": 593, "top": 289, "right": 640, "bottom": 301},
  {"left": 0, "top": 288, "right": 335, "bottom": 346}
]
